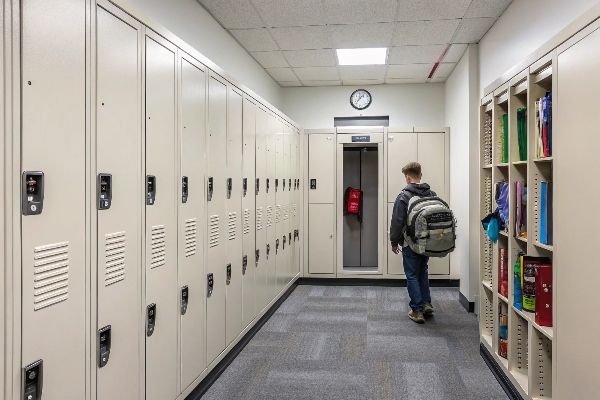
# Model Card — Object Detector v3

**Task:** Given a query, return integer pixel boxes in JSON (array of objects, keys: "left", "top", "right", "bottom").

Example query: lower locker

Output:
[{"left": 308, "top": 204, "right": 335, "bottom": 274}]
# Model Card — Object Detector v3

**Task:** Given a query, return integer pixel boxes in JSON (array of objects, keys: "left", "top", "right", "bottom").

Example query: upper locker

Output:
[
  {"left": 255, "top": 107, "right": 269, "bottom": 313},
  {"left": 21, "top": 0, "right": 86, "bottom": 397},
  {"left": 178, "top": 51, "right": 207, "bottom": 390},
  {"left": 144, "top": 31, "right": 179, "bottom": 400},
  {"left": 275, "top": 119, "right": 285, "bottom": 291},
  {"left": 95, "top": 5, "right": 142, "bottom": 400},
  {"left": 242, "top": 98, "right": 257, "bottom": 329},
  {"left": 225, "top": 87, "right": 243, "bottom": 346}
]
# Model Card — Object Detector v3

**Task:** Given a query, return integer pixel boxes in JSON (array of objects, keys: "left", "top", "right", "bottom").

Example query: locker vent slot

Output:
[
  {"left": 33, "top": 241, "right": 69, "bottom": 311},
  {"left": 150, "top": 225, "right": 166, "bottom": 269},
  {"left": 243, "top": 209, "right": 250, "bottom": 234},
  {"left": 266, "top": 206, "right": 273, "bottom": 228},
  {"left": 105, "top": 232, "right": 126, "bottom": 286},
  {"left": 228, "top": 212, "right": 237, "bottom": 240},
  {"left": 210, "top": 215, "right": 219, "bottom": 247},
  {"left": 256, "top": 207, "right": 263, "bottom": 231},
  {"left": 185, "top": 218, "right": 197, "bottom": 257},
  {"left": 283, "top": 204, "right": 289, "bottom": 220},
  {"left": 275, "top": 205, "right": 281, "bottom": 224}
]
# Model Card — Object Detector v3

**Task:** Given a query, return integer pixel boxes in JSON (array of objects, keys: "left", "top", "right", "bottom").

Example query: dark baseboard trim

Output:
[
  {"left": 185, "top": 281, "right": 299, "bottom": 400},
  {"left": 459, "top": 291, "right": 475, "bottom": 313},
  {"left": 480, "top": 343, "right": 523, "bottom": 400},
  {"left": 298, "top": 277, "right": 460, "bottom": 287}
]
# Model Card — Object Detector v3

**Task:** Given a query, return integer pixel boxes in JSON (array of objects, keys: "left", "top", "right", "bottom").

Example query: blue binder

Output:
[{"left": 540, "top": 181, "right": 548, "bottom": 244}]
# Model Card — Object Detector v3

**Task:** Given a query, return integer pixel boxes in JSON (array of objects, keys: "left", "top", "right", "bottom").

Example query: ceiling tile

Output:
[
  {"left": 429, "top": 77, "right": 447, "bottom": 83},
  {"left": 465, "top": 0, "right": 512, "bottom": 18},
  {"left": 388, "top": 45, "right": 447, "bottom": 64},
  {"left": 330, "top": 23, "right": 395, "bottom": 49},
  {"left": 251, "top": 51, "right": 289, "bottom": 68},
  {"left": 199, "top": 0, "right": 264, "bottom": 29},
  {"left": 339, "top": 65, "right": 387, "bottom": 80},
  {"left": 323, "top": 0, "right": 398, "bottom": 24},
  {"left": 271, "top": 26, "right": 332, "bottom": 50},
  {"left": 279, "top": 81, "right": 302, "bottom": 87},
  {"left": 444, "top": 44, "right": 468, "bottom": 63},
  {"left": 230, "top": 28, "right": 278, "bottom": 52},
  {"left": 343, "top": 79, "right": 384, "bottom": 85},
  {"left": 396, "top": 0, "right": 472, "bottom": 21},
  {"left": 301, "top": 80, "right": 341, "bottom": 86},
  {"left": 387, "top": 63, "right": 433, "bottom": 78},
  {"left": 453, "top": 18, "right": 496, "bottom": 43},
  {"left": 251, "top": 0, "right": 326, "bottom": 27},
  {"left": 433, "top": 62, "right": 457, "bottom": 78},
  {"left": 394, "top": 19, "right": 460, "bottom": 45},
  {"left": 386, "top": 77, "right": 427, "bottom": 84},
  {"left": 293, "top": 67, "right": 339, "bottom": 81},
  {"left": 284, "top": 49, "right": 336, "bottom": 67},
  {"left": 265, "top": 67, "right": 298, "bottom": 81}
]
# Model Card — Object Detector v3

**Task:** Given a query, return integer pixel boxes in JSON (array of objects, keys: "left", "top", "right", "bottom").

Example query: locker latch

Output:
[
  {"left": 289, "top": 232, "right": 291, "bottom": 244},
  {"left": 256, "top": 178, "right": 260, "bottom": 195},
  {"left": 266, "top": 244, "right": 270, "bottom": 259},
  {"left": 255, "top": 249, "right": 260, "bottom": 264},
  {"left": 283, "top": 178, "right": 285, "bottom": 191},
  {"left": 207, "top": 273, "right": 214, "bottom": 297},
  {"left": 276, "top": 239, "right": 279, "bottom": 254},
  {"left": 207, "top": 177, "right": 213, "bottom": 201},
  {"left": 97, "top": 173, "right": 112, "bottom": 210},
  {"left": 227, "top": 178, "right": 232, "bottom": 199},
  {"left": 294, "top": 229, "right": 299, "bottom": 241},
  {"left": 146, "top": 304, "right": 156, "bottom": 337},
  {"left": 98, "top": 325, "right": 111, "bottom": 368},
  {"left": 181, "top": 286, "right": 189, "bottom": 315},
  {"left": 243, "top": 178, "right": 248, "bottom": 197},
  {"left": 22, "top": 171, "right": 44, "bottom": 216},
  {"left": 23, "top": 359, "right": 43, "bottom": 400},
  {"left": 275, "top": 179, "right": 279, "bottom": 192},
  {"left": 226, "top": 263, "right": 232, "bottom": 285},
  {"left": 289, "top": 179, "right": 291, "bottom": 191},
  {"left": 282, "top": 235, "right": 286, "bottom": 250},
  {"left": 242, "top": 255, "right": 248, "bottom": 275},
  {"left": 182, "top": 176, "right": 189, "bottom": 203},
  {"left": 266, "top": 178, "right": 270, "bottom": 193},
  {"left": 310, "top": 179, "right": 316, "bottom": 190},
  {"left": 146, "top": 175, "right": 156, "bottom": 205}
]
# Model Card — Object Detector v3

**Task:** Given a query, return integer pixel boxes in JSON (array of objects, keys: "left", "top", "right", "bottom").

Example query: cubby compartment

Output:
[
  {"left": 510, "top": 311, "right": 530, "bottom": 394},
  {"left": 497, "top": 299, "right": 509, "bottom": 365},
  {"left": 495, "top": 92, "right": 510, "bottom": 165},
  {"left": 481, "top": 288, "right": 495, "bottom": 348},
  {"left": 531, "top": 327, "right": 553, "bottom": 398},
  {"left": 531, "top": 161, "right": 553, "bottom": 250}
]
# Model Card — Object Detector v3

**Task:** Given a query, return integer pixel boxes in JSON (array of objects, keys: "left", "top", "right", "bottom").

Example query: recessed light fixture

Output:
[{"left": 336, "top": 48, "right": 388, "bottom": 66}]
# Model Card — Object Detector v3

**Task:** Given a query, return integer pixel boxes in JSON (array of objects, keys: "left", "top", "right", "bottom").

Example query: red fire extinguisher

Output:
[{"left": 344, "top": 187, "right": 363, "bottom": 222}]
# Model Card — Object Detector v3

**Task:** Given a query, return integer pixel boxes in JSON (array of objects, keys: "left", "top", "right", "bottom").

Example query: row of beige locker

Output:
[{"left": 17, "top": 1, "right": 301, "bottom": 400}]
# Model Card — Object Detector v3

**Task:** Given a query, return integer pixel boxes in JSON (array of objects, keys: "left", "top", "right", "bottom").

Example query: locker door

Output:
[
  {"left": 255, "top": 108, "right": 269, "bottom": 313},
  {"left": 283, "top": 126, "right": 291, "bottom": 284},
  {"left": 387, "top": 132, "right": 417, "bottom": 202},
  {"left": 292, "top": 132, "right": 300, "bottom": 276},
  {"left": 21, "top": 0, "right": 86, "bottom": 397},
  {"left": 226, "top": 88, "right": 243, "bottom": 345},
  {"left": 145, "top": 34, "right": 178, "bottom": 400},
  {"left": 417, "top": 132, "right": 449, "bottom": 275},
  {"left": 275, "top": 121, "right": 285, "bottom": 291},
  {"left": 266, "top": 114, "right": 278, "bottom": 299},
  {"left": 206, "top": 75, "right": 227, "bottom": 364},
  {"left": 179, "top": 55, "right": 206, "bottom": 390},
  {"left": 242, "top": 98, "right": 256, "bottom": 328},
  {"left": 308, "top": 134, "right": 335, "bottom": 203},
  {"left": 96, "top": 7, "right": 141, "bottom": 400},
  {"left": 308, "top": 204, "right": 335, "bottom": 274},
  {"left": 387, "top": 203, "right": 404, "bottom": 275}
]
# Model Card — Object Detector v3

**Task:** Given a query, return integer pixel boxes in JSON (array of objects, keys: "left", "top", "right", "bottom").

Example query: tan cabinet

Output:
[
  {"left": 308, "top": 204, "right": 335, "bottom": 274},
  {"left": 387, "top": 131, "right": 417, "bottom": 203},
  {"left": 308, "top": 134, "right": 336, "bottom": 204}
]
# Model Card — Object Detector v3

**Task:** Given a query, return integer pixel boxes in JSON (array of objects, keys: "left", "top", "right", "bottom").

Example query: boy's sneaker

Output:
[
  {"left": 408, "top": 310, "right": 425, "bottom": 324},
  {"left": 424, "top": 302, "right": 434, "bottom": 315}
]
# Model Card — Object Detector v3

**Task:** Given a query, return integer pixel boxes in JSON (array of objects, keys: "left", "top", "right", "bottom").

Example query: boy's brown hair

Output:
[{"left": 402, "top": 162, "right": 421, "bottom": 180}]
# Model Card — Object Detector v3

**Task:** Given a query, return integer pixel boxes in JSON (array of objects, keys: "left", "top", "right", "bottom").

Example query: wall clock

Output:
[{"left": 350, "top": 89, "right": 372, "bottom": 110}]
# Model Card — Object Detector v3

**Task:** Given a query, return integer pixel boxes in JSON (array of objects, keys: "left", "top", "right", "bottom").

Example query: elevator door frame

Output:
[{"left": 336, "top": 131, "right": 384, "bottom": 275}]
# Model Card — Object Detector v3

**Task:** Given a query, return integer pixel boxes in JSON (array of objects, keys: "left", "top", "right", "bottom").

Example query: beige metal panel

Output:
[
  {"left": 21, "top": 0, "right": 86, "bottom": 398},
  {"left": 179, "top": 54, "right": 206, "bottom": 390},
  {"left": 555, "top": 26, "right": 600, "bottom": 399},
  {"left": 275, "top": 120, "right": 285, "bottom": 291},
  {"left": 225, "top": 88, "right": 243, "bottom": 346},
  {"left": 387, "top": 132, "right": 417, "bottom": 202},
  {"left": 254, "top": 107, "right": 269, "bottom": 312},
  {"left": 206, "top": 74, "right": 227, "bottom": 364},
  {"left": 241, "top": 97, "right": 256, "bottom": 328},
  {"left": 283, "top": 125, "right": 292, "bottom": 284},
  {"left": 96, "top": 7, "right": 142, "bottom": 400},
  {"left": 144, "top": 33, "right": 178, "bottom": 400},
  {"left": 308, "top": 134, "right": 335, "bottom": 204},
  {"left": 308, "top": 204, "right": 335, "bottom": 274},
  {"left": 266, "top": 113, "right": 277, "bottom": 299},
  {"left": 387, "top": 203, "right": 404, "bottom": 275},
  {"left": 336, "top": 127, "right": 384, "bottom": 134}
]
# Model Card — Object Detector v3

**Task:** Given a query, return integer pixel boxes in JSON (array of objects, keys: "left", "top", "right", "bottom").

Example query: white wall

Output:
[
  {"left": 115, "top": 0, "right": 282, "bottom": 108},
  {"left": 281, "top": 83, "right": 445, "bottom": 129},
  {"left": 479, "top": 0, "right": 600, "bottom": 96}
]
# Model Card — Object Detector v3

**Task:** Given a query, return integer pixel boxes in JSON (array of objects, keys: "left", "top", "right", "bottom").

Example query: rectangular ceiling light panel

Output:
[{"left": 336, "top": 48, "right": 387, "bottom": 65}]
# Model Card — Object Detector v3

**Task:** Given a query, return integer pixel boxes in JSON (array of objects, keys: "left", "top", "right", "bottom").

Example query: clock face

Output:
[{"left": 350, "top": 89, "right": 372, "bottom": 110}]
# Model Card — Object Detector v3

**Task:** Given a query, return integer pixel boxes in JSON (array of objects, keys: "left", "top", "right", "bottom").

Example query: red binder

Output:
[
  {"left": 535, "top": 263, "right": 553, "bottom": 327},
  {"left": 499, "top": 248, "right": 508, "bottom": 298}
]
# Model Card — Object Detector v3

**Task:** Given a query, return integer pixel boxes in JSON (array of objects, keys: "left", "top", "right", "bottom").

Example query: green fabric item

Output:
[
  {"left": 517, "top": 107, "right": 527, "bottom": 161},
  {"left": 502, "top": 113, "right": 509, "bottom": 163}
]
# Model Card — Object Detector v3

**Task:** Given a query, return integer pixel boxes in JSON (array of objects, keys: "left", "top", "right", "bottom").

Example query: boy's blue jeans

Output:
[{"left": 402, "top": 246, "right": 432, "bottom": 313}]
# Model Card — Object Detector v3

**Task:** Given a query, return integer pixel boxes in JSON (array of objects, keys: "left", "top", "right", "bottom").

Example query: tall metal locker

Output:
[
  {"left": 179, "top": 53, "right": 206, "bottom": 390},
  {"left": 206, "top": 74, "right": 228, "bottom": 365},
  {"left": 266, "top": 114, "right": 278, "bottom": 299},
  {"left": 283, "top": 126, "right": 292, "bottom": 285},
  {"left": 255, "top": 107, "right": 269, "bottom": 313},
  {"left": 144, "top": 32, "right": 178, "bottom": 400},
  {"left": 225, "top": 88, "right": 243, "bottom": 346},
  {"left": 241, "top": 98, "right": 257, "bottom": 328},
  {"left": 96, "top": 6, "right": 142, "bottom": 400},
  {"left": 21, "top": 0, "right": 86, "bottom": 397},
  {"left": 275, "top": 121, "right": 285, "bottom": 291},
  {"left": 291, "top": 130, "right": 300, "bottom": 277}
]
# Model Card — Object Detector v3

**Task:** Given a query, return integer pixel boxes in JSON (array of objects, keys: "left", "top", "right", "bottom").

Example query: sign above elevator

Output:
[{"left": 352, "top": 136, "right": 370, "bottom": 143}]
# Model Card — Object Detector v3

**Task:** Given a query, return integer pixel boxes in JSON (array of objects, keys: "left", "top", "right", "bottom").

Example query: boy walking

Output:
[{"left": 390, "top": 162, "right": 436, "bottom": 324}]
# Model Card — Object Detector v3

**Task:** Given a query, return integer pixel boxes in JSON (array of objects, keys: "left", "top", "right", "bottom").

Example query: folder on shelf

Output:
[
  {"left": 517, "top": 107, "right": 527, "bottom": 161},
  {"left": 535, "top": 262, "right": 553, "bottom": 327},
  {"left": 540, "top": 181, "right": 548, "bottom": 244},
  {"left": 515, "top": 181, "right": 522, "bottom": 237},
  {"left": 502, "top": 113, "right": 509, "bottom": 163},
  {"left": 499, "top": 248, "right": 508, "bottom": 297},
  {"left": 547, "top": 182, "right": 553, "bottom": 246},
  {"left": 547, "top": 92, "right": 553, "bottom": 157}
]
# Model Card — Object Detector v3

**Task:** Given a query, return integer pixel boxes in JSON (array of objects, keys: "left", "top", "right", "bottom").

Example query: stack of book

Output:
[
  {"left": 522, "top": 256, "right": 553, "bottom": 327},
  {"left": 517, "top": 107, "right": 527, "bottom": 161},
  {"left": 535, "top": 92, "right": 552, "bottom": 158},
  {"left": 501, "top": 113, "right": 509, "bottom": 163},
  {"left": 514, "top": 181, "right": 527, "bottom": 238},
  {"left": 499, "top": 302, "right": 509, "bottom": 358},
  {"left": 499, "top": 248, "right": 509, "bottom": 298},
  {"left": 484, "top": 114, "right": 492, "bottom": 165},
  {"left": 539, "top": 181, "right": 553, "bottom": 245}
]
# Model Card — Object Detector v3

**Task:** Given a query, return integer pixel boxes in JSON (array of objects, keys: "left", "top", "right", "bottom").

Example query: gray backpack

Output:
[{"left": 404, "top": 195, "right": 456, "bottom": 257}]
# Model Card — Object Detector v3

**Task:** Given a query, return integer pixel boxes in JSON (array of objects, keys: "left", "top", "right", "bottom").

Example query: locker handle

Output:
[
  {"left": 98, "top": 325, "right": 111, "bottom": 368},
  {"left": 146, "top": 175, "right": 156, "bottom": 205},
  {"left": 181, "top": 286, "right": 189, "bottom": 315},
  {"left": 243, "top": 178, "right": 248, "bottom": 197},
  {"left": 276, "top": 239, "right": 279, "bottom": 254},
  {"left": 97, "top": 173, "right": 112, "bottom": 210},
  {"left": 226, "top": 264, "right": 232, "bottom": 285},
  {"left": 289, "top": 232, "right": 291, "bottom": 244},
  {"left": 266, "top": 178, "right": 270, "bottom": 193},
  {"left": 282, "top": 235, "right": 286, "bottom": 250},
  {"left": 207, "top": 273, "right": 214, "bottom": 297},
  {"left": 207, "top": 177, "right": 213, "bottom": 201},
  {"left": 23, "top": 359, "right": 43, "bottom": 400},
  {"left": 275, "top": 179, "right": 279, "bottom": 192},
  {"left": 255, "top": 249, "right": 260, "bottom": 264},
  {"left": 146, "top": 304, "right": 156, "bottom": 337},
  {"left": 289, "top": 179, "right": 291, "bottom": 192},
  {"left": 227, "top": 178, "right": 232, "bottom": 199},
  {"left": 283, "top": 178, "right": 285, "bottom": 191},
  {"left": 256, "top": 178, "right": 260, "bottom": 196},
  {"left": 242, "top": 255, "right": 248, "bottom": 275},
  {"left": 266, "top": 244, "right": 270, "bottom": 259},
  {"left": 22, "top": 171, "right": 44, "bottom": 215},
  {"left": 182, "top": 176, "right": 188, "bottom": 203}
]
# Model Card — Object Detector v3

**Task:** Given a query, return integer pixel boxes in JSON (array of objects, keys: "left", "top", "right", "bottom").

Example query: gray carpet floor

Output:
[{"left": 202, "top": 285, "right": 508, "bottom": 400}]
